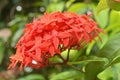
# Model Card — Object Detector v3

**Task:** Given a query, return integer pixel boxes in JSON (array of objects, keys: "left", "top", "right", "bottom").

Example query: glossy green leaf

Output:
[
  {"left": 50, "top": 70, "right": 84, "bottom": 80},
  {"left": 96, "top": 0, "right": 108, "bottom": 15}
]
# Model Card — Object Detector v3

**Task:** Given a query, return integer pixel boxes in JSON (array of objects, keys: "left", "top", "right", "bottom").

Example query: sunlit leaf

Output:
[
  {"left": 67, "top": 3, "right": 88, "bottom": 14},
  {"left": 94, "top": 9, "right": 109, "bottom": 28},
  {"left": 96, "top": 0, "right": 108, "bottom": 15},
  {"left": 46, "top": 2, "right": 64, "bottom": 13},
  {"left": 97, "top": 66, "right": 117, "bottom": 80}
]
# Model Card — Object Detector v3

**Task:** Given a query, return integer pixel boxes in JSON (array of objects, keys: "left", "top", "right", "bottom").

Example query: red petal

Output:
[
  {"left": 84, "top": 32, "right": 89, "bottom": 43},
  {"left": 53, "top": 37, "right": 59, "bottom": 49},
  {"left": 40, "top": 41, "right": 51, "bottom": 48},
  {"left": 63, "top": 38, "right": 69, "bottom": 47},
  {"left": 58, "top": 32, "right": 70, "bottom": 38},
  {"left": 49, "top": 45, "right": 55, "bottom": 56},
  {"left": 35, "top": 48, "right": 42, "bottom": 61}
]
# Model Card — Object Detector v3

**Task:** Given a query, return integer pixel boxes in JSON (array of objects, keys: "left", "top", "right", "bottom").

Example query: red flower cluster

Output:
[
  {"left": 115, "top": 0, "right": 120, "bottom": 2},
  {"left": 8, "top": 12, "right": 103, "bottom": 70}
]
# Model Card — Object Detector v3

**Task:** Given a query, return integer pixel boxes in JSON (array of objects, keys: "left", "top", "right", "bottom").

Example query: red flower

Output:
[
  {"left": 8, "top": 11, "right": 104, "bottom": 70},
  {"left": 115, "top": 0, "right": 120, "bottom": 2}
]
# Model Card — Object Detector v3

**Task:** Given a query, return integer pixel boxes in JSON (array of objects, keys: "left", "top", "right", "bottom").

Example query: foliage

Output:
[{"left": 0, "top": 0, "right": 120, "bottom": 80}]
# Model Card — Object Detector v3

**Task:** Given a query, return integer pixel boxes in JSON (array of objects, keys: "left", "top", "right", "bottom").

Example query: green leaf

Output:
[
  {"left": 94, "top": 9, "right": 109, "bottom": 28},
  {"left": 68, "top": 56, "right": 108, "bottom": 65},
  {"left": 11, "top": 28, "right": 23, "bottom": 47},
  {"left": 107, "top": 0, "right": 120, "bottom": 11},
  {"left": 67, "top": 3, "right": 87, "bottom": 13},
  {"left": 97, "top": 66, "right": 117, "bottom": 80},
  {"left": 50, "top": 70, "right": 84, "bottom": 80},
  {"left": 97, "top": 34, "right": 108, "bottom": 49},
  {"left": 85, "top": 60, "right": 107, "bottom": 80},
  {"left": 105, "top": 10, "right": 120, "bottom": 36},
  {"left": 81, "top": 56, "right": 108, "bottom": 80},
  {"left": 96, "top": 0, "right": 108, "bottom": 15},
  {"left": 86, "top": 34, "right": 108, "bottom": 55},
  {"left": 109, "top": 48, "right": 120, "bottom": 66},
  {"left": 0, "top": 41, "right": 5, "bottom": 64},
  {"left": 110, "top": 10, "right": 120, "bottom": 24},
  {"left": 97, "top": 32, "right": 120, "bottom": 62},
  {"left": 85, "top": 33, "right": 120, "bottom": 80},
  {"left": 46, "top": 2, "right": 64, "bottom": 13},
  {"left": 18, "top": 74, "right": 45, "bottom": 80},
  {"left": 98, "top": 63, "right": 120, "bottom": 80}
]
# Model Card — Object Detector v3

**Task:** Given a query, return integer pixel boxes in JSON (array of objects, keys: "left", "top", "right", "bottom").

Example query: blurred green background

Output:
[{"left": 0, "top": 0, "right": 120, "bottom": 80}]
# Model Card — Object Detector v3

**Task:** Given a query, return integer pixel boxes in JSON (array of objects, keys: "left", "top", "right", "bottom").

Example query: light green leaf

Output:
[
  {"left": 11, "top": 28, "right": 23, "bottom": 47},
  {"left": 97, "top": 66, "right": 117, "bottom": 80},
  {"left": 105, "top": 10, "right": 120, "bottom": 34},
  {"left": 110, "top": 10, "right": 120, "bottom": 24},
  {"left": 67, "top": 3, "right": 87, "bottom": 13},
  {"left": 94, "top": 9, "right": 109, "bottom": 28},
  {"left": 98, "top": 63, "right": 120, "bottom": 80},
  {"left": 109, "top": 49, "right": 120, "bottom": 66},
  {"left": 96, "top": 0, "right": 108, "bottom": 15},
  {"left": 68, "top": 56, "right": 108, "bottom": 65},
  {"left": 61, "top": 49, "right": 78, "bottom": 61},
  {"left": 46, "top": 2, "right": 64, "bottom": 13}
]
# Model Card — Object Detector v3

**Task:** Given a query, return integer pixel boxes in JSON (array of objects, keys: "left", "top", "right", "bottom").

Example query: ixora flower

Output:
[{"left": 8, "top": 11, "right": 104, "bottom": 70}]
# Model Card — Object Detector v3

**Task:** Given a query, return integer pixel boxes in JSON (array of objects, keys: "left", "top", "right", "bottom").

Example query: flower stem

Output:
[
  {"left": 67, "top": 64, "right": 84, "bottom": 73},
  {"left": 66, "top": 48, "right": 71, "bottom": 62}
]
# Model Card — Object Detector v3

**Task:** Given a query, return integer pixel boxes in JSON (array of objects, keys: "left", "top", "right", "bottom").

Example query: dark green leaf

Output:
[
  {"left": 97, "top": 32, "right": 120, "bottom": 62},
  {"left": 0, "top": 41, "right": 5, "bottom": 64},
  {"left": 84, "top": 56, "right": 108, "bottom": 80}
]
